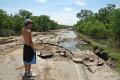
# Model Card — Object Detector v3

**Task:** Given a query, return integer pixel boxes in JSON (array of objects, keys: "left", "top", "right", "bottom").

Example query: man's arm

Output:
[{"left": 28, "top": 30, "right": 34, "bottom": 50}]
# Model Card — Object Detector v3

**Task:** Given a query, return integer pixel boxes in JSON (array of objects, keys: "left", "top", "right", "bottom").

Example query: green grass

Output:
[
  {"left": 77, "top": 33, "right": 106, "bottom": 49},
  {"left": 77, "top": 32, "right": 120, "bottom": 73},
  {"left": 105, "top": 49, "right": 120, "bottom": 72}
]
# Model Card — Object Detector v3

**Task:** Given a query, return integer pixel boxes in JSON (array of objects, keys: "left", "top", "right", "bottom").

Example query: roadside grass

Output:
[{"left": 77, "top": 33, "right": 120, "bottom": 73}]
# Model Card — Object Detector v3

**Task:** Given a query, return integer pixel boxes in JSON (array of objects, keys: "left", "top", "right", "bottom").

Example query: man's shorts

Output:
[{"left": 23, "top": 44, "right": 36, "bottom": 64}]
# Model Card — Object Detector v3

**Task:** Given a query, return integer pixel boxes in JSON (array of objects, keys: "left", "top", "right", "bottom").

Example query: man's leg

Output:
[
  {"left": 28, "top": 64, "right": 31, "bottom": 73},
  {"left": 24, "top": 64, "right": 33, "bottom": 76},
  {"left": 27, "top": 64, "right": 37, "bottom": 77},
  {"left": 25, "top": 64, "right": 29, "bottom": 73}
]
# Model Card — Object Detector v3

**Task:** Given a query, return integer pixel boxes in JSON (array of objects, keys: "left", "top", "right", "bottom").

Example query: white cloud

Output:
[
  {"left": 64, "top": 8, "right": 73, "bottom": 11},
  {"left": 76, "top": 1, "right": 86, "bottom": 6},
  {"left": 49, "top": 12, "right": 78, "bottom": 25},
  {"left": 75, "top": 0, "right": 86, "bottom": 6},
  {"left": 36, "top": 0, "right": 47, "bottom": 3}
]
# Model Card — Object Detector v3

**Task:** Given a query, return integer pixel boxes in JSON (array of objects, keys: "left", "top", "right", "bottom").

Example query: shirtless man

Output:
[{"left": 21, "top": 19, "right": 36, "bottom": 77}]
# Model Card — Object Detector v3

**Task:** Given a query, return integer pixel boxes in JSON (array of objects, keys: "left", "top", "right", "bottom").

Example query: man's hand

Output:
[{"left": 33, "top": 49, "right": 36, "bottom": 54}]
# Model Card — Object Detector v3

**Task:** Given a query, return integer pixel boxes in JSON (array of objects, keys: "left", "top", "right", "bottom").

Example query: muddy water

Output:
[
  {"left": 58, "top": 30, "right": 90, "bottom": 52},
  {"left": 59, "top": 30, "right": 78, "bottom": 52}
]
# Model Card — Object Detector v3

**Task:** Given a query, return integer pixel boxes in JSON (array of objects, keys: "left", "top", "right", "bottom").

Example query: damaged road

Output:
[{"left": 0, "top": 29, "right": 120, "bottom": 80}]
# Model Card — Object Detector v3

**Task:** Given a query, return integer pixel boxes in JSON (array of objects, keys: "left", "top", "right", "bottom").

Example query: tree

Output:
[
  {"left": 96, "top": 4, "right": 116, "bottom": 24},
  {"left": 19, "top": 9, "right": 32, "bottom": 20},
  {"left": 48, "top": 20, "right": 58, "bottom": 30},
  {"left": 13, "top": 14, "right": 23, "bottom": 34},
  {"left": 112, "top": 8, "right": 120, "bottom": 42},
  {"left": 37, "top": 15, "right": 50, "bottom": 31},
  {"left": 77, "top": 9, "right": 94, "bottom": 20},
  {"left": 75, "top": 4, "right": 117, "bottom": 39},
  {"left": 0, "top": 9, "right": 7, "bottom": 30},
  {"left": 0, "top": 9, "right": 65, "bottom": 36}
]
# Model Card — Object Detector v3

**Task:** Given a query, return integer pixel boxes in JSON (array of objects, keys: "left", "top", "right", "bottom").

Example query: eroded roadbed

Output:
[{"left": 0, "top": 29, "right": 120, "bottom": 80}]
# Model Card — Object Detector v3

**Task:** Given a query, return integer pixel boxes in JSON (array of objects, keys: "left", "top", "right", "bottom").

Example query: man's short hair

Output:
[{"left": 24, "top": 19, "right": 32, "bottom": 26}]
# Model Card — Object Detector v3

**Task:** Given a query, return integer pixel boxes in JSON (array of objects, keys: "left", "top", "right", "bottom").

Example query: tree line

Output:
[
  {"left": 0, "top": 9, "right": 70, "bottom": 36},
  {"left": 74, "top": 4, "right": 120, "bottom": 47}
]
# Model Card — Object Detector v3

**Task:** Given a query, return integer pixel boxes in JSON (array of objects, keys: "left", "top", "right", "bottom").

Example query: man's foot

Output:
[
  {"left": 27, "top": 71, "right": 37, "bottom": 77},
  {"left": 23, "top": 72, "right": 29, "bottom": 77},
  {"left": 24, "top": 71, "right": 37, "bottom": 77}
]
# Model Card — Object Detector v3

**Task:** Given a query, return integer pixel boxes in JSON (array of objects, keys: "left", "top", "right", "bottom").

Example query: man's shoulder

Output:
[
  {"left": 21, "top": 28, "right": 25, "bottom": 33},
  {"left": 22, "top": 28, "right": 31, "bottom": 32},
  {"left": 27, "top": 30, "right": 31, "bottom": 34}
]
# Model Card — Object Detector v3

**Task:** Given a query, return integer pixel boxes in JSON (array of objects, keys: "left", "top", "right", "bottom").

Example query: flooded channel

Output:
[{"left": 58, "top": 30, "right": 92, "bottom": 52}]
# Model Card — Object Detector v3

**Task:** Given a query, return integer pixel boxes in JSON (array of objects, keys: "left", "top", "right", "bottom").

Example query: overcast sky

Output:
[{"left": 0, "top": 0, "right": 119, "bottom": 25}]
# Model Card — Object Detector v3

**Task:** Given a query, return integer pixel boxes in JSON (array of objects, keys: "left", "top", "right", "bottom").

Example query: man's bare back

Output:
[{"left": 21, "top": 28, "right": 34, "bottom": 49}]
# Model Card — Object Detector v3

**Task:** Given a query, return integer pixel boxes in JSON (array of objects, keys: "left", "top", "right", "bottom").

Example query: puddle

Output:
[{"left": 58, "top": 30, "right": 90, "bottom": 52}]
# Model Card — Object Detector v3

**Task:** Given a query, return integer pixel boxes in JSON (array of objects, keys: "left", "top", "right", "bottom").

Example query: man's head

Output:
[{"left": 24, "top": 19, "right": 32, "bottom": 29}]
